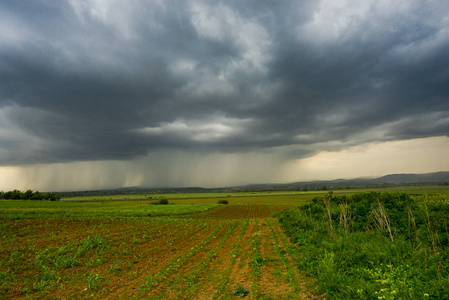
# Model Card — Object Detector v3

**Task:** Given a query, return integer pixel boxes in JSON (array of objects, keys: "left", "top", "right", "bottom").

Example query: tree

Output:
[
  {"left": 10, "top": 189, "right": 23, "bottom": 199},
  {"left": 23, "top": 190, "right": 34, "bottom": 200},
  {"left": 32, "top": 191, "right": 43, "bottom": 200}
]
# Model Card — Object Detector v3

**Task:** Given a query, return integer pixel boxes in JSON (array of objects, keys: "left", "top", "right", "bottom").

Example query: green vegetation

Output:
[
  {"left": 1, "top": 186, "right": 448, "bottom": 299},
  {"left": 277, "top": 191, "right": 449, "bottom": 299},
  {"left": 0, "top": 200, "right": 219, "bottom": 220},
  {"left": 60, "top": 185, "right": 449, "bottom": 201},
  {"left": 61, "top": 191, "right": 302, "bottom": 201},
  {"left": 0, "top": 189, "right": 61, "bottom": 201},
  {"left": 150, "top": 198, "right": 170, "bottom": 205},
  {"left": 232, "top": 284, "right": 249, "bottom": 297},
  {"left": 218, "top": 199, "right": 229, "bottom": 205}
]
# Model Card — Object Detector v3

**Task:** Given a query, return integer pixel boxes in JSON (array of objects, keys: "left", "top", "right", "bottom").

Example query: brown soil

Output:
[
  {"left": 184, "top": 204, "right": 294, "bottom": 219},
  {"left": 0, "top": 205, "right": 322, "bottom": 299}
]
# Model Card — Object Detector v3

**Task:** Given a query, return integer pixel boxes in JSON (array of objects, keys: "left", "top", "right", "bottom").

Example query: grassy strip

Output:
[
  {"left": 0, "top": 201, "right": 219, "bottom": 220},
  {"left": 277, "top": 192, "right": 449, "bottom": 299},
  {"left": 60, "top": 185, "right": 449, "bottom": 201},
  {"left": 60, "top": 190, "right": 326, "bottom": 201}
]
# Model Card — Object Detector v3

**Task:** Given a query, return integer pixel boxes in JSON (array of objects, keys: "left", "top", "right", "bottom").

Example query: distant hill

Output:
[
  {"left": 234, "top": 171, "right": 449, "bottom": 190},
  {"left": 369, "top": 172, "right": 449, "bottom": 184},
  {"left": 60, "top": 171, "right": 449, "bottom": 197}
]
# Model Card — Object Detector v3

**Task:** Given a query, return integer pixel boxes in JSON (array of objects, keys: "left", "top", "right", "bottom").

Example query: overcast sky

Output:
[{"left": 1, "top": 0, "right": 448, "bottom": 191}]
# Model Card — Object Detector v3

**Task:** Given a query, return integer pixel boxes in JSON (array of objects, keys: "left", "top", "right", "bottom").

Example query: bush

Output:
[
  {"left": 218, "top": 199, "right": 229, "bottom": 205},
  {"left": 159, "top": 199, "right": 169, "bottom": 205},
  {"left": 0, "top": 190, "right": 61, "bottom": 201},
  {"left": 278, "top": 192, "right": 449, "bottom": 299},
  {"left": 151, "top": 199, "right": 169, "bottom": 205}
]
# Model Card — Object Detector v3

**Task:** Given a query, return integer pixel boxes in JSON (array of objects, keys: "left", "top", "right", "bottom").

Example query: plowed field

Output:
[
  {"left": 0, "top": 204, "right": 320, "bottom": 299},
  {"left": 185, "top": 204, "right": 294, "bottom": 219}
]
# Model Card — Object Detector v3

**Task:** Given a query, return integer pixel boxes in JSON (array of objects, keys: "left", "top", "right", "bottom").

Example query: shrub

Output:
[
  {"left": 151, "top": 199, "right": 169, "bottom": 205},
  {"left": 218, "top": 199, "right": 229, "bottom": 205},
  {"left": 278, "top": 192, "right": 449, "bottom": 299},
  {"left": 0, "top": 190, "right": 61, "bottom": 201}
]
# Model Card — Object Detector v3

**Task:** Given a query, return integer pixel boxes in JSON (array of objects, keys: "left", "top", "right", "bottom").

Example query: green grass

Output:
[
  {"left": 61, "top": 190, "right": 312, "bottom": 200},
  {"left": 60, "top": 185, "right": 449, "bottom": 201},
  {"left": 1, "top": 187, "right": 447, "bottom": 299},
  {"left": 3, "top": 185, "right": 447, "bottom": 220},
  {"left": 277, "top": 191, "right": 449, "bottom": 299},
  {"left": 0, "top": 200, "right": 219, "bottom": 220}
]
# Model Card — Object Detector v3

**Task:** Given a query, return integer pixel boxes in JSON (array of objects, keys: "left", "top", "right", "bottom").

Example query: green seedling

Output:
[{"left": 232, "top": 285, "right": 249, "bottom": 297}]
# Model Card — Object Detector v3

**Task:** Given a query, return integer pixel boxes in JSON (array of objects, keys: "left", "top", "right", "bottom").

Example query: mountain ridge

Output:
[{"left": 230, "top": 171, "right": 449, "bottom": 190}]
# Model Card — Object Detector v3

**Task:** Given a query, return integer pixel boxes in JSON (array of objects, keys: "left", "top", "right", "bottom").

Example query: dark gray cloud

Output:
[{"left": 1, "top": 0, "right": 448, "bottom": 165}]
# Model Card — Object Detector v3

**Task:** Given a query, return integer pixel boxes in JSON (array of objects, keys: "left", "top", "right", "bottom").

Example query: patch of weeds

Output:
[
  {"left": 232, "top": 284, "right": 249, "bottom": 297},
  {"left": 250, "top": 256, "right": 266, "bottom": 267},
  {"left": 231, "top": 249, "right": 240, "bottom": 258},
  {"left": 0, "top": 269, "right": 11, "bottom": 293},
  {"left": 58, "top": 255, "right": 78, "bottom": 268},
  {"left": 86, "top": 257, "right": 104, "bottom": 268},
  {"left": 0, "top": 224, "right": 10, "bottom": 232},
  {"left": 127, "top": 270, "right": 138, "bottom": 280},
  {"left": 36, "top": 246, "right": 78, "bottom": 269},
  {"left": 8, "top": 249, "right": 24, "bottom": 271},
  {"left": 134, "top": 253, "right": 145, "bottom": 260},
  {"left": 20, "top": 285, "right": 31, "bottom": 296},
  {"left": 86, "top": 271, "right": 103, "bottom": 290},
  {"left": 109, "top": 263, "right": 122, "bottom": 274},
  {"left": 18, "top": 230, "right": 32, "bottom": 237},
  {"left": 36, "top": 266, "right": 59, "bottom": 282},
  {"left": 78, "top": 235, "right": 108, "bottom": 255},
  {"left": 0, "top": 269, "right": 10, "bottom": 281},
  {"left": 119, "top": 249, "right": 131, "bottom": 255},
  {"left": 138, "top": 285, "right": 149, "bottom": 294},
  {"left": 132, "top": 234, "right": 141, "bottom": 244},
  {"left": 33, "top": 279, "right": 49, "bottom": 292}
]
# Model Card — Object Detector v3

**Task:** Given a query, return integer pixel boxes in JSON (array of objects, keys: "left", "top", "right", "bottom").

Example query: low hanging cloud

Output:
[{"left": 0, "top": 0, "right": 448, "bottom": 189}]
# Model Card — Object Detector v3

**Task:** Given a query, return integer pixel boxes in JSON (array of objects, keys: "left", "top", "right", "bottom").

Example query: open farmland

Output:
[
  {"left": 60, "top": 185, "right": 449, "bottom": 202},
  {"left": 0, "top": 200, "right": 320, "bottom": 299},
  {"left": 2, "top": 188, "right": 447, "bottom": 299}
]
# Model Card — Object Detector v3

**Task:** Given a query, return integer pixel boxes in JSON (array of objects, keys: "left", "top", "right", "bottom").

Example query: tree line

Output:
[{"left": 0, "top": 189, "right": 61, "bottom": 201}]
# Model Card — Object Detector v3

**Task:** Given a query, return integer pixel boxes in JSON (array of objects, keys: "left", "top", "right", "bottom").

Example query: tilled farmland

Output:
[{"left": 0, "top": 204, "right": 320, "bottom": 299}]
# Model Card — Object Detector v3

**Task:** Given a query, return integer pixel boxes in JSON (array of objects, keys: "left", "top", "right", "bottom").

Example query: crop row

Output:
[{"left": 0, "top": 205, "right": 319, "bottom": 299}]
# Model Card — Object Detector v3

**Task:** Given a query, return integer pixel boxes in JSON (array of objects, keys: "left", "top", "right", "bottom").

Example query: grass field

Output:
[
  {"left": 0, "top": 200, "right": 220, "bottom": 220},
  {"left": 60, "top": 185, "right": 449, "bottom": 201},
  {"left": 1, "top": 188, "right": 448, "bottom": 299}
]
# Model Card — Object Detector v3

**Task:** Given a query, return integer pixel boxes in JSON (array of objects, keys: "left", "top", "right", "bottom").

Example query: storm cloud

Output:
[{"left": 1, "top": 0, "right": 448, "bottom": 189}]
